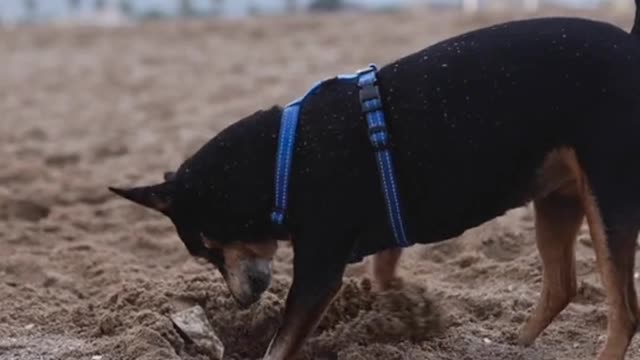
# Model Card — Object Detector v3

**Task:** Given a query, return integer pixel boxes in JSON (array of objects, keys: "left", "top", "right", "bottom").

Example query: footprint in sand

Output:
[
  {"left": 44, "top": 153, "right": 81, "bottom": 167},
  {"left": 480, "top": 234, "right": 525, "bottom": 262},
  {"left": 0, "top": 198, "right": 50, "bottom": 222},
  {"left": 421, "top": 240, "right": 463, "bottom": 264},
  {"left": 93, "top": 142, "right": 129, "bottom": 160}
]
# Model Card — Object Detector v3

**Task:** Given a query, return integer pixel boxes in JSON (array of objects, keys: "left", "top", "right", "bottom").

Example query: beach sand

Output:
[{"left": 1, "top": 8, "right": 639, "bottom": 359}]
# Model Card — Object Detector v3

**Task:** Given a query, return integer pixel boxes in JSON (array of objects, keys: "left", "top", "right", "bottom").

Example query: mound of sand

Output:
[{"left": 1, "top": 7, "right": 639, "bottom": 360}]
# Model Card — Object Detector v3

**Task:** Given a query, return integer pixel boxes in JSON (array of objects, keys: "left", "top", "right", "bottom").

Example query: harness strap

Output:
[
  {"left": 357, "top": 65, "right": 410, "bottom": 247},
  {"left": 272, "top": 76, "right": 354, "bottom": 226},
  {"left": 271, "top": 102, "right": 300, "bottom": 226},
  {"left": 271, "top": 65, "right": 410, "bottom": 248}
]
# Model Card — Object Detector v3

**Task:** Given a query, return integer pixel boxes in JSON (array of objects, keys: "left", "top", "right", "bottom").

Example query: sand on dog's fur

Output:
[{"left": 1, "top": 8, "right": 639, "bottom": 360}]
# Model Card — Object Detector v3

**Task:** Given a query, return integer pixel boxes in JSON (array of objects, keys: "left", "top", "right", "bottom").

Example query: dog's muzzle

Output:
[{"left": 223, "top": 258, "right": 272, "bottom": 308}]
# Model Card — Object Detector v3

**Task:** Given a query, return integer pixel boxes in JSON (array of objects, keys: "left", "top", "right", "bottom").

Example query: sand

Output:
[{"left": 1, "top": 7, "right": 639, "bottom": 360}]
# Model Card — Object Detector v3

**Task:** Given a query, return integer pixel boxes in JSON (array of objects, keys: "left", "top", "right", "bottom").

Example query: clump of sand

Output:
[{"left": 306, "top": 279, "right": 442, "bottom": 358}]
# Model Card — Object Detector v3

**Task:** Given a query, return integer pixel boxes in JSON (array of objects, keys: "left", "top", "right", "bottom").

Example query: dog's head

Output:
[
  {"left": 109, "top": 177, "right": 277, "bottom": 307},
  {"left": 110, "top": 108, "right": 282, "bottom": 307}
]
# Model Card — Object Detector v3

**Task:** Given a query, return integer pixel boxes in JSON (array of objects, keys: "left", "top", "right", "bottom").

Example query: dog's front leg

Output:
[
  {"left": 263, "top": 229, "right": 353, "bottom": 360},
  {"left": 262, "top": 276, "right": 341, "bottom": 360}
]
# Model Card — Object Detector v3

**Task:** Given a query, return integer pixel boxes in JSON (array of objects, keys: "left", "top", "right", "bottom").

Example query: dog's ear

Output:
[
  {"left": 109, "top": 182, "right": 174, "bottom": 214},
  {"left": 163, "top": 171, "right": 176, "bottom": 181}
]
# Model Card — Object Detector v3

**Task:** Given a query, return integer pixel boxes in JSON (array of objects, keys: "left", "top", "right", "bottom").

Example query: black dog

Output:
[{"left": 111, "top": 4, "right": 640, "bottom": 359}]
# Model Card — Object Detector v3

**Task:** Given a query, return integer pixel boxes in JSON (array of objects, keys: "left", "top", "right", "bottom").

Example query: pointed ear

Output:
[
  {"left": 108, "top": 182, "right": 174, "bottom": 214},
  {"left": 163, "top": 171, "right": 176, "bottom": 181}
]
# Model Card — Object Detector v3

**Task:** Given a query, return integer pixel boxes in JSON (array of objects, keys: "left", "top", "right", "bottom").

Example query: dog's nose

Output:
[{"left": 248, "top": 272, "right": 270, "bottom": 295}]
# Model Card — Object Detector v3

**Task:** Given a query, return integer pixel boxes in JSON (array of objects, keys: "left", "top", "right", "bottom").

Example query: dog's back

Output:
[{"left": 371, "top": 17, "right": 640, "bottom": 242}]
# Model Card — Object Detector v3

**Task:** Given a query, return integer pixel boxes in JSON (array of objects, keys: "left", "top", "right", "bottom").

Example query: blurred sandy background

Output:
[{"left": 1, "top": 4, "right": 640, "bottom": 360}]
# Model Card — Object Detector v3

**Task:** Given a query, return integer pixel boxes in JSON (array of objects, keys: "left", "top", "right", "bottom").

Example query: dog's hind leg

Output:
[
  {"left": 517, "top": 190, "right": 584, "bottom": 346},
  {"left": 373, "top": 247, "right": 403, "bottom": 290},
  {"left": 582, "top": 188, "right": 639, "bottom": 360}
]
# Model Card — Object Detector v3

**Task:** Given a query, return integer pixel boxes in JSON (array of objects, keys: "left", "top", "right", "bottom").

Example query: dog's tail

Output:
[{"left": 633, "top": 0, "right": 640, "bottom": 36}]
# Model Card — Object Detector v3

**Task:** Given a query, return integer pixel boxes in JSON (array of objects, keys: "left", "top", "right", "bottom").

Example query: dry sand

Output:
[{"left": 1, "top": 8, "right": 639, "bottom": 360}]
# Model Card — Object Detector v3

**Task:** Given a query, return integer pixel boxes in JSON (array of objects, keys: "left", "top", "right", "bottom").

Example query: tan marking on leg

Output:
[
  {"left": 582, "top": 190, "right": 638, "bottom": 360},
  {"left": 372, "top": 248, "right": 403, "bottom": 290},
  {"left": 533, "top": 148, "right": 581, "bottom": 198},
  {"left": 519, "top": 148, "right": 585, "bottom": 346},
  {"left": 517, "top": 192, "right": 583, "bottom": 346},
  {"left": 533, "top": 148, "right": 637, "bottom": 359}
]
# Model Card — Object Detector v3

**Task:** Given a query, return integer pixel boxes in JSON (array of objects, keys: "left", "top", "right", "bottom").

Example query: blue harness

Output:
[{"left": 271, "top": 65, "right": 410, "bottom": 248}]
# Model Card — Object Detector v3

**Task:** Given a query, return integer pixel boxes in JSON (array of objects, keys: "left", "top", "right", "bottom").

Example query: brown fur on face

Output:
[
  {"left": 222, "top": 241, "right": 278, "bottom": 266},
  {"left": 202, "top": 236, "right": 277, "bottom": 258},
  {"left": 202, "top": 236, "right": 278, "bottom": 306}
]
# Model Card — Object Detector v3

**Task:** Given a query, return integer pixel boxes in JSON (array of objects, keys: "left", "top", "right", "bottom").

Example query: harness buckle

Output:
[
  {"left": 359, "top": 80, "right": 382, "bottom": 113},
  {"left": 358, "top": 65, "right": 382, "bottom": 113},
  {"left": 359, "top": 83, "right": 380, "bottom": 101}
]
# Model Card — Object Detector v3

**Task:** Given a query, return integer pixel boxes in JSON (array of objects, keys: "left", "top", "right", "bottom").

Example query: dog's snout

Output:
[
  {"left": 221, "top": 258, "right": 272, "bottom": 308},
  {"left": 248, "top": 271, "right": 270, "bottom": 295}
]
